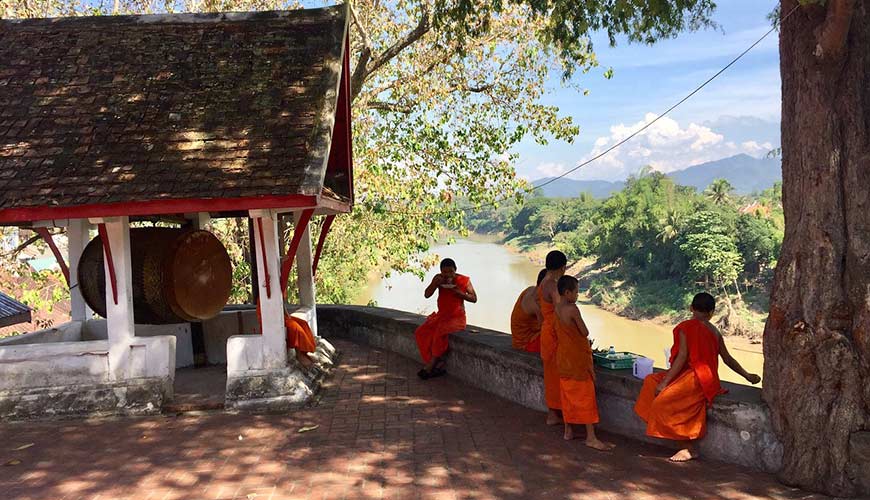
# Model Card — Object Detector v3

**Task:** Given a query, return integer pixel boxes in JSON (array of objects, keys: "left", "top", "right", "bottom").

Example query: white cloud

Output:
[
  {"left": 535, "top": 162, "right": 568, "bottom": 178},
  {"left": 571, "top": 113, "right": 777, "bottom": 181}
]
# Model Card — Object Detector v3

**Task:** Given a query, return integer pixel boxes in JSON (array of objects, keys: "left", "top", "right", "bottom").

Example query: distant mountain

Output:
[
  {"left": 532, "top": 154, "right": 780, "bottom": 198},
  {"left": 532, "top": 178, "right": 624, "bottom": 198},
  {"left": 668, "top": 154, "right": 781, "bottom": 195}
]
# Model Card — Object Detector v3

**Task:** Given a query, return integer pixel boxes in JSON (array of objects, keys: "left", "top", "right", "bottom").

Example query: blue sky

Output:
[{"left": 516, "top": 0, "right": 782, "bottom": 182}]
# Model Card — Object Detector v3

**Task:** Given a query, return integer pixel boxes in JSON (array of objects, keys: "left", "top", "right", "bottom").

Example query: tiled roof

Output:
[
  {"left": 0, "top": 5, "right": 350, "bottom": 220},
  {"left": 0, "top": 291, "right": 31, "bottom": 328}
]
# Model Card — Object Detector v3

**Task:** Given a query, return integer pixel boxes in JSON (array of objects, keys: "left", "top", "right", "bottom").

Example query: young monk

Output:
[
  {"left": 539, "top": 250, "right": 567, "bottom": 425},
  {"left": 256, "top": 299, "right": 318, "bottom": 369},
  {"left": 415, "top": 258, "right": 477, "bottom": 380},
  {"left": 634, "top": 292, "right": 761, "bottom": 462},
  {"left": 556, "top": 275, "right": 614, "bottom": 450},
  {"left": 510, "top": 269, "right": 547, "bottom": 353}
]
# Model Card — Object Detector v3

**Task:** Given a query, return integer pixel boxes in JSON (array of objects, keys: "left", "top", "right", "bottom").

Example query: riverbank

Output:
[{"left": 499, "top": 234, "right": 768, "bottom": 342}]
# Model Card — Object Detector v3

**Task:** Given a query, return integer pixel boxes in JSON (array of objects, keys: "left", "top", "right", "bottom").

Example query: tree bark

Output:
[{"left": 764, "top": 1, "right": 869, "bottom": 496}]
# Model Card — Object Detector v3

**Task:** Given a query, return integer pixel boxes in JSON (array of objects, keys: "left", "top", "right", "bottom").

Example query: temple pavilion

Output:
[{"left": 0, "top": 4, "right": 353, "bottom": 418}]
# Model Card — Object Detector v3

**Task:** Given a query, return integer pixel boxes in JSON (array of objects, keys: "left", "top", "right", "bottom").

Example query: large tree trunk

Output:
[{"left": 764, "top": 1, "right": 870, "bottom": 497}]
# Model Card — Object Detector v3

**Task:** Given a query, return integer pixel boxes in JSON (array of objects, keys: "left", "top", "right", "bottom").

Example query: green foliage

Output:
[{"left": 678, "top": 210, "right": 743, "bottom": 287}]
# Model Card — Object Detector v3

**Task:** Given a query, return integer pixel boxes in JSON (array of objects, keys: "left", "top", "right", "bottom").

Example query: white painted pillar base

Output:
[
  {"left": 250, "top": 212, "right": 287, "bottom": 369},
  {"left": 92, "top": 216, "right": 135, "bottom": 381},
  {"left": 68, "top": 219, "right": 91, "bottom": 322},
  {"left": 294, "top": 212, "right": 317, "bottom": 338}
]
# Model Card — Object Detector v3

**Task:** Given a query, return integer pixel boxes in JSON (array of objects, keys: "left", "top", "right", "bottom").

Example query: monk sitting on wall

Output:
[
  {"left": 634, "top": 292, "right": 760, "bottom": 462},
  {"left": 556, "top": 275, "right": 614, "bottom": 450},
  {"left": 256, "top": 299, "right": 318, "bottom": 369},
  {"left": 415, "top": 258, "right": 477, "bottom": 380},
  {"left": 510, "top": 269, "right": 547, "bottom": 353},
  {"left": 539, "top": 250, "right": 567, "bottom": 425}
]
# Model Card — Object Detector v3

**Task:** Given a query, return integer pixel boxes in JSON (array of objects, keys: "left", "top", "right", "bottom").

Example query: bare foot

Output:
[
  {"left": 669, "top": 448, "right": 698, "bottom": 462},
  {"left": 296, "top": 352, "right": 315, "bottom": 369},
  {"left": 546, "top": 412, "right": 562, "bottom": 426},
  {"left": 563, "top": 426, "right": 575, "bottom": 441},
  {"left": 585, "top": 438, "right": 615, "bottom": 451}
]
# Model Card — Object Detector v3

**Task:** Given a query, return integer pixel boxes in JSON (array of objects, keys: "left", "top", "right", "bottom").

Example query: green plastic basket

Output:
[{"left": 593, "top": 352, "right": 637, "bottom": 370}]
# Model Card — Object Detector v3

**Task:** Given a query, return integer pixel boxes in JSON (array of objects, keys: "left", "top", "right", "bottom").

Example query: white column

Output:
[
  {"left": 185, "top": 212, "right": 211, "bottom": 230},
  {"left": 68, "top": 219, "right": 91, "bottom": 322},
  {"left": 250, "top": 212, "right": 287, "bottom": 369},
  {"left": 95, "top": 217, "right": 135, "bottom": 381},
  {"left": 294, "top": 212, "right": 317, "bottom": 337}
]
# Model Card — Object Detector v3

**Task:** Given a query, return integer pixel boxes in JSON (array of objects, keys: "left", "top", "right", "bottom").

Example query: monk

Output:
[
  {"left": 415, "top": 258, "right": 477, "bottom": 380},
  {"left": 539, "top": 250, "right": 567, "bottom": 425},
  {"left": 555, "top": 275, "right": 614, "bottom": 450},
  {"left": 510, "top": 269, "right": 547, "bottom": 353},
  {"left": 256, "top": 300, "right": 318, "bottom": 369},
  {"left": 634, "top": 292, "right": 761, "bottom": 462}
]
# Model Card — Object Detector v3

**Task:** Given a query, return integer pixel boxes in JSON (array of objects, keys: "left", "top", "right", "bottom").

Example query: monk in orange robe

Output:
[
  {"left": 634, "top": 292, "right": 760, "bottom": 462},
  {"left": 539, "top": 250, "right": 567, "bottom": 425},
  {"left": 256, "top": 301, "right": 317, "bottom": 369},
  {"left": 555, "top": 275, "right": 614, "bottom": 450},
  {"left": 510, "top": 269, "right": 547, "bottom": 353},
  {"left": 415, "top": 258, "right": 477, "bottom": 379}
]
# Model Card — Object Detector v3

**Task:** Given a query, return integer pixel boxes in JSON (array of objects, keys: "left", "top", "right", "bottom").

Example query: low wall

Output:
[
  {"left": 318, "top": 305, "right": 783, "bottom": 473},
  {"left": 0, "top": 321, "right": 83, "bottom": 346},
  {"left": 0, "top": 323, "right": 176, "bottom": 420},
  {"left": 82, "top": 320, "right": 193, "bottom": 368}
]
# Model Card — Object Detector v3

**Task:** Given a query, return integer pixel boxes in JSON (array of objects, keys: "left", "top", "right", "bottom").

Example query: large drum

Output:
[{"left": 78, "top": 227, "right": 233, "bottom": 324}]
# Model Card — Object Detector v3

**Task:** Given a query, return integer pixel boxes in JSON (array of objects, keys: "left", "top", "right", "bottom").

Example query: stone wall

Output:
[{"left": 318, "top": 305, "right": 783, "bottom": 474}]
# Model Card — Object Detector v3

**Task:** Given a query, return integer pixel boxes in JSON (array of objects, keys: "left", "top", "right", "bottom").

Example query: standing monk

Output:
[
  {"left": 555, "top": 275, "right": 613, "bottom": 450},
  {"left": 539, "top": 250, "right": 567, "bottom": 425},
  {"left": 634, "top": 293, "right": 760, "bottom": 462},
  {"left": 415, "top": 258, "right": 477, "bottom": 380},
  {"left": 510, "top": 269, "right": 547, "bottom": 353}
]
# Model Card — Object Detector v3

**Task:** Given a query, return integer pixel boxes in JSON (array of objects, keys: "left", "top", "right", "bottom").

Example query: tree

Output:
[
  {"left": 678, "top": 211, "right": 743, "bottom": 298},
  {"left": 762, "top": 1, "right": 870, "bottom": 496},
  {"left": 704, "top": 178, "right": 735, "bottom": 206}
]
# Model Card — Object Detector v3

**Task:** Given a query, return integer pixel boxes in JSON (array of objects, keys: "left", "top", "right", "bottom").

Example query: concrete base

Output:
[
  {"left": 0, "top": 376, "right": 171, "bottom": 421},
  {"left": 225, "top": 337, "right": 339, "bottom": 412},
  {"left": 318, "top": 305, "right": 783, "bottom": 474}
]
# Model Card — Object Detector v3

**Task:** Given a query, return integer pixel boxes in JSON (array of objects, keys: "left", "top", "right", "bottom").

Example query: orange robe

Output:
[
  {"left": 256, "top": 304, "right": 317, "bottom": 354},
  {"left": 538, "top": 286, "right": 561, "bottom": 410},
  {"left": 556, "top": 314, "right": 599, "bottom": 424},
  {"left": 510, "top": 288, "right": 541, "bottom": 353},
  {"left": 414, "top": 274, "right": 469, "bottom": 364},
  {"left": 634, "top": 319, "right": 724, "bottom": 440}
]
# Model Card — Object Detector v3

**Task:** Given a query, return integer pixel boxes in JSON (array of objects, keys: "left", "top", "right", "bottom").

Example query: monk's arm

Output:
[
  {"left": 462, "top": 282, "right": 478, "bottom": 303},
  {"left": 717, "top": 334, "right": 761, "bottom": 384},
  {"left": 657, "top": 331, "right": 688, "bottom": 393},
  {"left": 572, "top": 307, "right": 590, "bottom": 338},
  {"left": 424, "top": 274, "right": 443, "bottom": 298}
]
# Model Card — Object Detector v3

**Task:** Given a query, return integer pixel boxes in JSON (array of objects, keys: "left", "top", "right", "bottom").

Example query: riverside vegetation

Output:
[{"left": 467, "top": 170, "right": 784, "bottom": 340}]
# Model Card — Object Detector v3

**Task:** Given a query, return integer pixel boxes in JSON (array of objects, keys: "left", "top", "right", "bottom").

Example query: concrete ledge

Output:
[
  {"left": 318, "top": 305, "right": 782, "bottom": 473},
  {"left": 225, "top": 337, "right": 340, "bottom": 412},
  {"left": 0, "top": 376, "right": 171, "bottom": 421}
]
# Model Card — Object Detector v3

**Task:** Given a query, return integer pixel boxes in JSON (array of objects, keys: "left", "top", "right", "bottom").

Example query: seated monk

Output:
[
  {"left": 256, "top": 300, "right": 318, "bottom": 369},
  {"left": 555, "top": 275, "right": 614, "bottom": 450},
  {"left": 415, "top": 258, "right": 477, "bottom": 380},
  {"left": 510, "top": 269, "right": 547, "bottom": 353},
  {"left": 539, "top": 250, "right": 567, "bottom": 425},
  {"left": 634, "top": 292, "right": 760, "bottom": 462}
]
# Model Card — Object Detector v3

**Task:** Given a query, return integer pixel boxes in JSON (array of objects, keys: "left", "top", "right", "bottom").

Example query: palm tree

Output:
[
  {"left": 705, "top": 178, "right": 735, "bottom": 206},
  {"left": 657, "top": 209, "right": 682, "bottom": 242}
]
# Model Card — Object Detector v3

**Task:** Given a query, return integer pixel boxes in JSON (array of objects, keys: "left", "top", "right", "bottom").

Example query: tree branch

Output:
[
  {"left": 814, "top": 0, "right": 854, "bottom": 61},
  {"left": 352, "top": 6, "right": 432, "bottom": 102},
  {"left": 367, "top": 100, "right": 414, "bottom": 114}
]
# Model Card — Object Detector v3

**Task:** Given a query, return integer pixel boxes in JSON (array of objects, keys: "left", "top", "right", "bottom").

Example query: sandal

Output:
[
  {"left": 417, "top": 368, "right": 431, "bottom": 380},
  {"left": 429, "top": 367, "right": 447, "bottom": 378}
]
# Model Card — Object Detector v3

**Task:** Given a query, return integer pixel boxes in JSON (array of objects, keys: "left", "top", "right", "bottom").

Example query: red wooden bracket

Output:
[
  {"left": 279, "top": 209, "right": 314, "bottom": 292},
  {"left": 34, "top": 227, "right": 70, "bottom": 287},
  {"left": 312, "top": 215, "right": 336, "bottom": 277},
  {"left": 256, "top": 217, "right": 272, "bottom": 299},
  {"left": 97, "top": 223, "right": 118, "bottom": 305}
]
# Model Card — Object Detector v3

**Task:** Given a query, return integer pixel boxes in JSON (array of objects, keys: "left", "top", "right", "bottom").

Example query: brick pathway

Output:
[{"left": 0, "top": 340, "right": 828, "bottom": 500}]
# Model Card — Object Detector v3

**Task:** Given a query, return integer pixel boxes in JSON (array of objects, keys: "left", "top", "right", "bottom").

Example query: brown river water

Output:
[{"left": 354, "top": 238, "right": 764, "bottom": 386}]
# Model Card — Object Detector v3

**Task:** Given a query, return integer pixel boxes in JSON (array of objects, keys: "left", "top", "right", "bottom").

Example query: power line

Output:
[{"left": 368, "top": 4, "right": 800, "bottom": 218}]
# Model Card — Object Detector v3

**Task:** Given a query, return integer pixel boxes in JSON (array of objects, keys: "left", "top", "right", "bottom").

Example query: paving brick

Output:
[{"left": 0, "top": 339, "right": 830, "bottom": 500}]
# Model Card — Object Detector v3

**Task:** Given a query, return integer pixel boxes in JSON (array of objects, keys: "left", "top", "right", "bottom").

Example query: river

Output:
[{"left": 354, "top": 237, "right": 764, "bottom": 386}]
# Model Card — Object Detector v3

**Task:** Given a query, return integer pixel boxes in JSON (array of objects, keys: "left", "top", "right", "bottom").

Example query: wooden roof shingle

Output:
[{"left": 0, "top": 5, "right": 351, "bottom": 223}]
